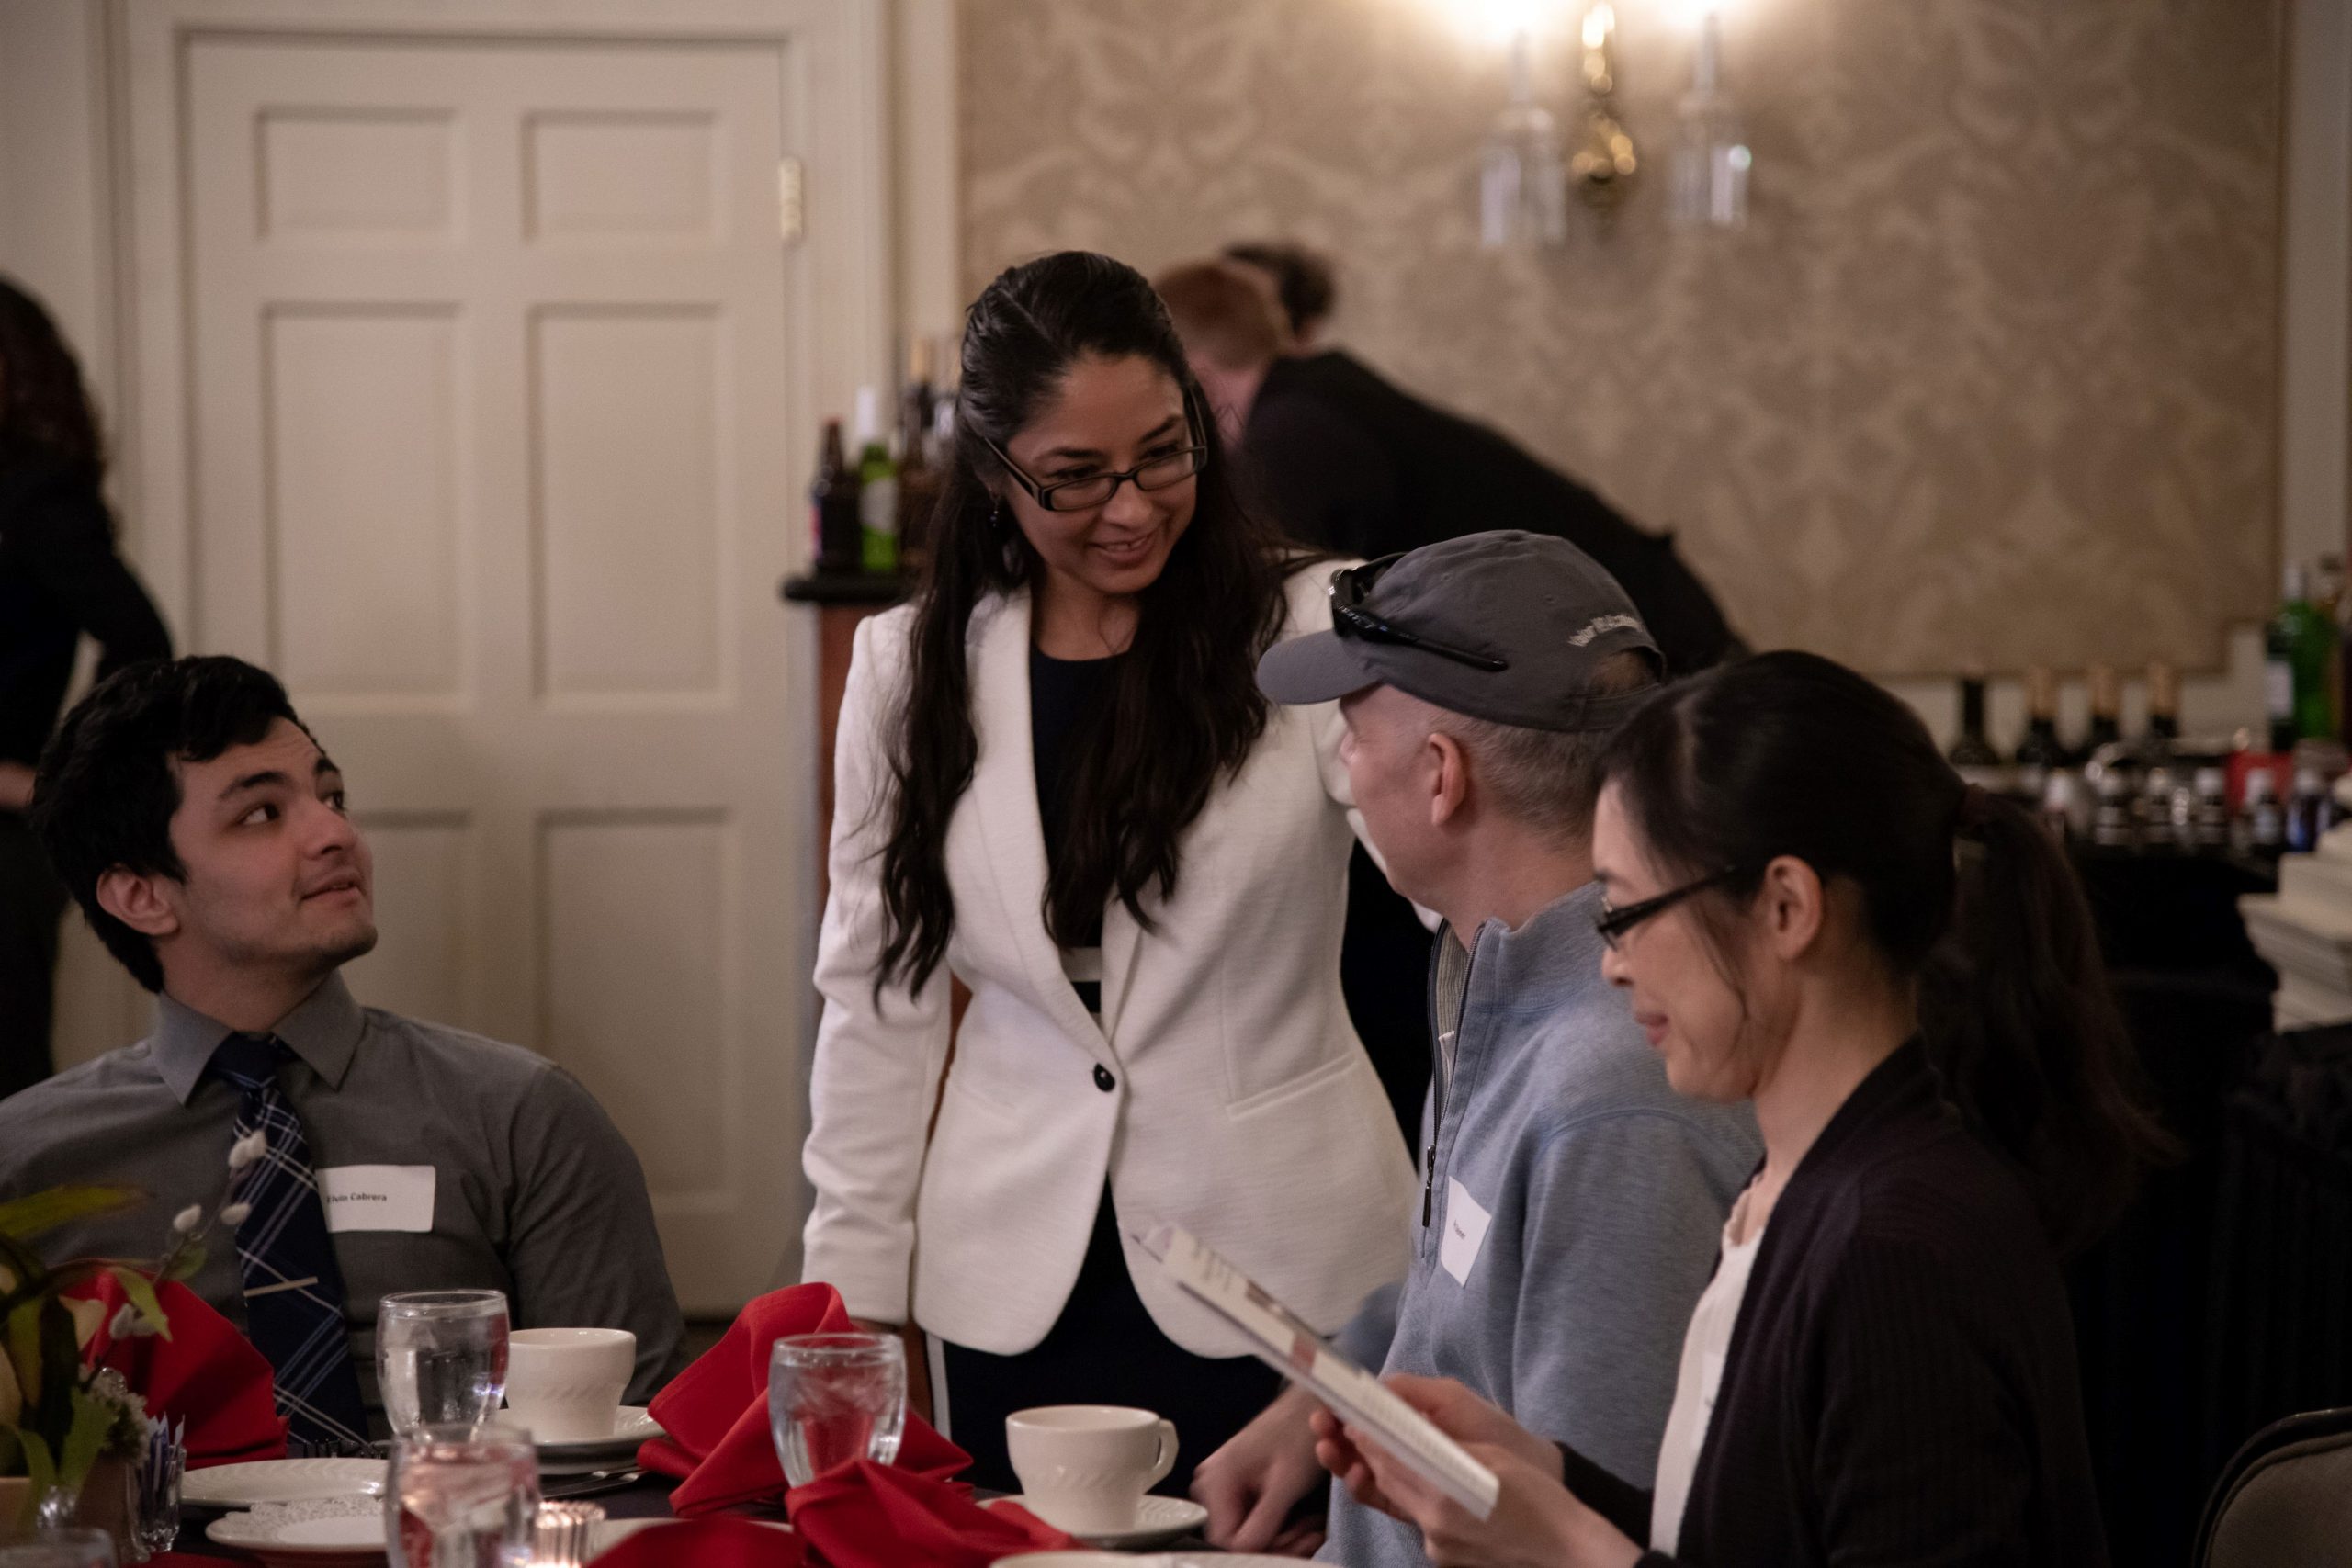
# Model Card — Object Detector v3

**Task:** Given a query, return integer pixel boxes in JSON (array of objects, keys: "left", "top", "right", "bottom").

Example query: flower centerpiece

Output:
[{"left": 0, "top": 1128, "right": 266, "bottom": 1533}]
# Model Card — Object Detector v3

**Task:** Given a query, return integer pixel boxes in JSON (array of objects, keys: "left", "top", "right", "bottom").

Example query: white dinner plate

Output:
[
  {"left": 992, "top": 1494, "right": 1210, "bottom": 1551},
  {"left": 205, "top": 1495, "right": 387, "bottom": 1565},
  {"left": 183, "top": 1457, "right": 388, "bottom": 1508}
]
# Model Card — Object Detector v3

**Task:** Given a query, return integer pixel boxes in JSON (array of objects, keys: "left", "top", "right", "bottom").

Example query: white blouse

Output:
[{"left": 1650, "top": 1182, "right": 1769, "bottom": 1554}]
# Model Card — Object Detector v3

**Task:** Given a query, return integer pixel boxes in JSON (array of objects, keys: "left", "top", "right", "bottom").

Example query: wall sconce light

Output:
[
  {"left": 1478, "top": 23, "right": 1569, "bottom": 248},
  {"left": 1669, "top": 3, "right": 1750, "bottom": 227},
  {"left": 1568, "top": 5, "right": 1637, "bottom": 218}
]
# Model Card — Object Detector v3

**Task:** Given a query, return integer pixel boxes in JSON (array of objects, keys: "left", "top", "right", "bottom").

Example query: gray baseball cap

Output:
[{"left": 1258, "top": 529, "right": 1662, "bottom": 731}]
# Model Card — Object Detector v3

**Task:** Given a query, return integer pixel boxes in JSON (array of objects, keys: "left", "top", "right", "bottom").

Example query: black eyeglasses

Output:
[
  {"left": 1593, "top": 866, "right": 1747, "bottom": 951},
  {"left": 1329, "top": 557, "right": 1508, "bottom": 672},
  {"left": 982, "top": 432, "right": 1208, "bottom": 513}
]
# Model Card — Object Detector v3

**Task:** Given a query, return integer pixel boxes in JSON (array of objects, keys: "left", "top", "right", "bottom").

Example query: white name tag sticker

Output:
[
  {"left": 317, "top": 1165, "right": 435, "bottom": 1234},
  {"left": 1440, "top": 1177, "right": 1493, "bottom": 1286}
]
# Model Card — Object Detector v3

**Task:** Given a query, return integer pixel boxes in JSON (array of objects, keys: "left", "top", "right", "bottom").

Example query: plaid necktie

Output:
[{"left": 210, "top": 1032, "right": 371, "bottom": 1449}]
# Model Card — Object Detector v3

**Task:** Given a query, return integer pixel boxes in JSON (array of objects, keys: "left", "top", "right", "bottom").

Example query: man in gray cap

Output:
[{"left": 1191, "top": 531, "right": 1759, "bottom": 1565}]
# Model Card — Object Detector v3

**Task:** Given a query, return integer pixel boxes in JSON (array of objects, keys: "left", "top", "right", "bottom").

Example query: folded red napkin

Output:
[
  {"left": 641, "top": 1282, "right": 969, "bottom": 1517},
  {"left": 71, "top": 1272, "right": 289, "bottom": 1468},
  {"left": 585, "top": 1517, "right": 806, "bottom": 1567},
  {"left": 788, "top": 1460, "right": 1077, "bottom": 1568}
]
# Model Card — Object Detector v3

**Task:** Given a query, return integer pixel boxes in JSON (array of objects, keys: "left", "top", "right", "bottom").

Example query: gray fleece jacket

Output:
[{"left": 1319, "top": 882, "right": 1760, "bottom": 1568}]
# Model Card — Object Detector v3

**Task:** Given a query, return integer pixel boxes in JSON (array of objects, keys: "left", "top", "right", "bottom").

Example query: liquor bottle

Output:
[
  {"left": 2012, "top": 667, "right": 2066, "bottom": 802},
  {"left": 2268, "top": 563, "right": 2335, "bottom": 749},
  {"left": 2191, "top": 767, "right": 2232, "bottom": 852},
  {"left": 2089, "top": 767, "right": 2137, "bottom": 850},
  {"left": 1945, "top": 676, "right": 2006, "bottom": 790},
  {"left": 810, "top": 419, "right": 863, "bottom": 574},
  {"left": 2083, "top": 664, "right": 2123, "bottom": 759},
  {"left": 2288, "top": 768, "right": 2334, "bottom": 853},
  {"left": 854, "top": 386, "right": 899, "bottom": 575},
  {"left": 2241, "top": 768, "right": 2285, "bottom": 859},
  {"left": 2143, "top": 660, "right": 2180, "bottom": 742},
  {"left": 895, "top": 341, "right": 942, "bottom": 570},
  {"left": 2316, "top": 554, "right": 2346, "bottom": 737}
]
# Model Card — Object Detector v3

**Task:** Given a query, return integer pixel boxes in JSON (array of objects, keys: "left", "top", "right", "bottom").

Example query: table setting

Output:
[{"left": 63, "top": 1280, "right": 1272, "bottom": 1567}]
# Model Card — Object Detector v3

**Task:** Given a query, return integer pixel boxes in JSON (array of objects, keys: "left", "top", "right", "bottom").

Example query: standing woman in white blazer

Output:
[{"left": 800, "top": 252, "right": 1416, "bottom": 1495}]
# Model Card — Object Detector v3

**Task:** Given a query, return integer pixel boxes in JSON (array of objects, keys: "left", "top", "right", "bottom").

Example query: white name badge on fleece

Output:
[
  {"left": 1440, "top": 1177, "right": 1494, "bottom": 1285},
  {"left": 317, "top": 1165, "right": 435, "bottom": 1234}
]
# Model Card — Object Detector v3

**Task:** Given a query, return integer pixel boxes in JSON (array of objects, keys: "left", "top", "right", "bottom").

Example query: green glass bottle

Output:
[
  {"left": 2267, "top": 564, "right": 2336, "bottom": 748},
  {"left": 854, "top": 386, "right": 899, "bottom": 575}
]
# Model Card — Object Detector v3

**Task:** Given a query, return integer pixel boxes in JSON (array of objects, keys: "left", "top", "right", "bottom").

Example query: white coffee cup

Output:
[
  {"left": 502, "top": 1327, "right": 635, "bottom": 1443},
  {"left": 1004, "top": 1404, "right": 1179, "bottom": 1536}
]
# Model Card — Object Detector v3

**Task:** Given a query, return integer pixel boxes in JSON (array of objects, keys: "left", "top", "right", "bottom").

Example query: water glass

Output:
[
  {"left": 768, "top": 1332, "right": 907, "bottom": 1486},
  {"left": 379, "top": 1291, "right": 511, "bottom": 1434},
  {"left": 0, "top": 1530, "right": 118, "bottom": 1567},
  {"left": 385, "top": 1423, "right": 538, "bottom": 1568}
]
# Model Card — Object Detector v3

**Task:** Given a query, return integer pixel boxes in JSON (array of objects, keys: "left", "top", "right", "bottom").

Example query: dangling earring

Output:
[{"left": 989, "top": 494, "right": 1008, "bottom": 529}]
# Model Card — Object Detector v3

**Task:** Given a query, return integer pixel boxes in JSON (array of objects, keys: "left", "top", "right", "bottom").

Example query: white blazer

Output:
[{"left": 799, "top": 566, "right": 1417, "bottom": 1357}]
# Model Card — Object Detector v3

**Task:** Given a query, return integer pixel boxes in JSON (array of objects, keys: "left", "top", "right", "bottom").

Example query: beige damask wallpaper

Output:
[{"left": 959, "top": 0, "right": 2281, "bottom": 677}]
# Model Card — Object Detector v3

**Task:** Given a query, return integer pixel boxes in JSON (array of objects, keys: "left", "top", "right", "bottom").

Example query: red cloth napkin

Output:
[
  {"left": 586, "top": 1517, "right": 806, "bottom": 1567},
  {"left": 70, "top": 1272, "right": 289, "bottom": 1468},
  {"left": 788, "top": 1461, "right": 1077, "bottom": 1568},
  {"left": 641, "top": 1282, "right": 969, "bottom": 1517}
]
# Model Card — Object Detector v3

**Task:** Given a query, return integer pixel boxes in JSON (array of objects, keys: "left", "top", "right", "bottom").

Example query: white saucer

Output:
[
  {"left": 526, "top": 1404, "right": 662, "bottom": 1473},
  {"left": 183, "top": 1457, "right": 388, "bottom": 1508},
  {"left": 993, "top": 1493, "right": 1210, "bottom": 1550}
]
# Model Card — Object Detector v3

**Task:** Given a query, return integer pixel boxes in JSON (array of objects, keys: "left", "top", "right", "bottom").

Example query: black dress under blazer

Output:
[{"left": 1559, "top": 1041, "right": 2109, "bottom": 1567}]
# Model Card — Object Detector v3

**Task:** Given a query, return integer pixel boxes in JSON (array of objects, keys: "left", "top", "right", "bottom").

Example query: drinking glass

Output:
[
  {"left": 133, "top": 1420, "right": 185, "bottom": 1560},
  {"left": 767, "top": 1332, "right": 907, "bottom": 1486},
  {"left": 384, "top": 1423, "right": 538, "bottom": 1568},
  {"left": 379, "top": 1291, "right": 511, "bottom": 1434},
  {"left": 0, "top": 1530, "right": 118, "bottom": 1568}
]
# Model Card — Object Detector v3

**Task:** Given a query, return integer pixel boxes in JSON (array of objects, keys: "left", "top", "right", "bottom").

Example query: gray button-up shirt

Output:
[{"left": 0, "top": 973, "right": 686, "bottom": 1406}]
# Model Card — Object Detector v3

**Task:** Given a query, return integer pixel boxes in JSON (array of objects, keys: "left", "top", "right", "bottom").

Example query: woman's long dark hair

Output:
[
  {"left": 0, "top": 276, "right": 103, "bottom": 472},
  {"left": 874, "top": 251, "right": 1293, "bottom": 994},
  {"left": 1601, "top": 650, "right": 2167, "bottom": 1251}
]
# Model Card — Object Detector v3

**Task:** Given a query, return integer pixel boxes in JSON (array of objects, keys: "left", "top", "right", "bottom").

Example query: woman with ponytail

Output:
[
  {"left": 800, "top": 252, "right": 1414, "bottom": 1494},
  {"left": 1317, "top": 650, "right": 2164, "bottom": 1567}
]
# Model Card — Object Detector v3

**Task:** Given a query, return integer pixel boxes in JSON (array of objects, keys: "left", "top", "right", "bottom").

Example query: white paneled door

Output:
[{"left": 181, "top": 34, "right": 808, "bottom": 1312}]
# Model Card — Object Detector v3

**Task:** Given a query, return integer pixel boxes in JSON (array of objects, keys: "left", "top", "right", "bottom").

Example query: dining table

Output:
[{"left": 151, "top": 1469, "right": 1227, "bottom": 1562}]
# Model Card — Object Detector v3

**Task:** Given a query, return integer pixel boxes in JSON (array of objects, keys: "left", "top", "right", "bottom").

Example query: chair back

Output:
[{"left": 2196, "top": 1405, "right": 2352, "bottom": 1568}]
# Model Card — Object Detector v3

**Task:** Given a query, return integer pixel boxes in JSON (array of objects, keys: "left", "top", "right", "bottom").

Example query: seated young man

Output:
[
  {"left": 1192, "top": 532, "right": 1760, "bottom": 1566},
  {"left": 1, "top": 656, "right": 685, "bottom": 1446}
]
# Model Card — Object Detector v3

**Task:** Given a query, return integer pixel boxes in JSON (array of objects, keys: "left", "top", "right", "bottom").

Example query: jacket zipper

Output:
[{"left": 1422, "top": 927, "right": 1464, "bottom": 1230}]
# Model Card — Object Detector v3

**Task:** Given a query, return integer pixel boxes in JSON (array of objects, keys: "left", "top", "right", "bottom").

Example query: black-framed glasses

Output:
[
  {"left": 981, "top": 433, "right": 1207, "bottom": 513},
  {"left": 1593, "top": 866, "right": 1747, "bottom": 951},
  {"left": 1329, "top": 557, "right": 1509, "bottom": 672}
]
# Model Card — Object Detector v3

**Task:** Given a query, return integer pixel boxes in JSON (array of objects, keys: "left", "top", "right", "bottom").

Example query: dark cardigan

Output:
[{"left": 1559, "top": 1042, "right": 2109, "bottom": 1567}]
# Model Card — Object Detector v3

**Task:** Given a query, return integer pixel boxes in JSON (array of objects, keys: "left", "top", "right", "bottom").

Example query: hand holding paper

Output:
[{"left": 1137, "top": 1223, "right": 1500, "bottom": 1520}]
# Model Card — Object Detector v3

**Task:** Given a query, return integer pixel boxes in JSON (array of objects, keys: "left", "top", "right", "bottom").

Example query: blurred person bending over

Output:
[
  {"left": 1157, "top": 257, "right": 1742, "bottom": 677},
  {"left": 0, "top": 657, "right": 685, "bottom": 1445},
  {"left": 1223, "top": 241, "right": 1338, "bottom": 349},
  {"left": 0, "top": 276, "right": 172, "bottom": 1099}
]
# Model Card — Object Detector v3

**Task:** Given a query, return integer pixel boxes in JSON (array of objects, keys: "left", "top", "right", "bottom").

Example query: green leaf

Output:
[
  {"left": 4, "top": 1300, "right": 41, "bottom": 1410},
  {"left": 0, "top": 1186, "right": 144, "bottom": 1244},
  {"left": 162, "top": 1242, "right": 206, "bottom": 1284},
  {"left": 18, "top": 1428, "right": 54, "bottom": 1513},
  {"left": 105, "top": 1268, "right": 171, "bottom": 1343},
  {"left": 0, "top": 1423, "right": 21, "bottom": 1479},
  {"left": 58, "top": 1390, "right": 111, "bottom": 1494},
  {"left": 33, "top": 1300, "right": 76, "bottom": 1445}
]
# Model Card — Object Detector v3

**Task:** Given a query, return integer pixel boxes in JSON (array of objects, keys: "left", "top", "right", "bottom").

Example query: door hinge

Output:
[{"left": 778, "top": 156, "right": 805, "bottom": 245}]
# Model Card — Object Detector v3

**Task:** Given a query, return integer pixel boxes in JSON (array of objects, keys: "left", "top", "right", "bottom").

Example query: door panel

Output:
[{"left": 187, "top": 33, "right": 806, "bottom": 1312}]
